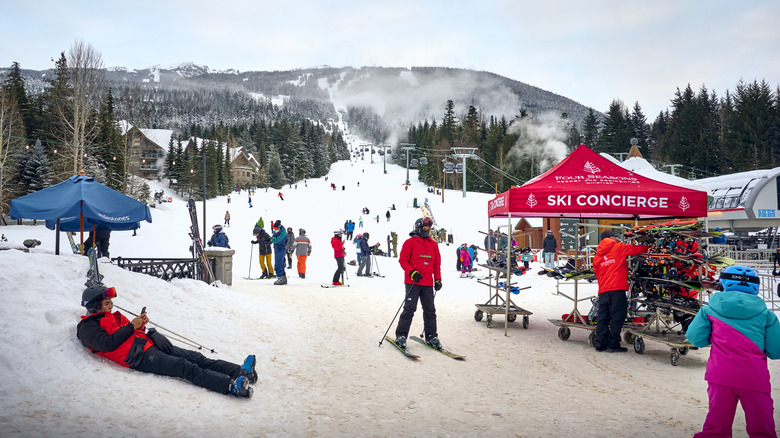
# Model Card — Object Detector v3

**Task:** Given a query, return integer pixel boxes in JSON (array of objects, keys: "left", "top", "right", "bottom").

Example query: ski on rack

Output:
[
  {"left": 383, "top": 336, "right": 419, "bottom": 360},
  {"left": 409, "top": 336, "right": 465, "bottom": 360}
]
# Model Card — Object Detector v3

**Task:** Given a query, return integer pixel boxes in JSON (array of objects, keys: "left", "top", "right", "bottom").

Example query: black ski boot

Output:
[
  {"left": 260, "top": 270, "right": 268, "bottom": 279},
  {"left": 395, "top": 336, "right": 407, "bottom": 349},
  {"left": 273, "top": 276, "right": 287, "bottom": 285}
]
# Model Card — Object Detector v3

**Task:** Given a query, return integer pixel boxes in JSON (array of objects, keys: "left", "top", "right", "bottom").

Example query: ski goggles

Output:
[
  {"left": 421, "top": 217, "right": 433, "bottom": 228},
  {"left": 719, "top": 272, "right": 759, "bottom": 285},
  {"left": 103, "top": 287, "right": 117, "bottom": 299}
]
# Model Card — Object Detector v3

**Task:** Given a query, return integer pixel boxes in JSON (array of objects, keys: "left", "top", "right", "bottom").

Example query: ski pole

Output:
[
  {"left": 115, "top": 305, "right": 217, "bottom": 353},
  {"left": 248, "top": 241, "right": 254, "bottom": 278},
  {"left": 379, "top": 285, "right": 414, "bottom": 347}
]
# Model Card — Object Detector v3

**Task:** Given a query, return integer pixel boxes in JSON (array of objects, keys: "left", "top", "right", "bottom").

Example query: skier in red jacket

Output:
[
  {"left": 394, "top": 217, "right": 443, "bottom": 350},
  {"left": 592, "top": 230, "right": 649, "bottom": 352},
  {"left": 76, "top": 285, "right": 256, "bottom": 398},
  {"left": 331, "top": 230, "right": 346, "bottom": 285}
]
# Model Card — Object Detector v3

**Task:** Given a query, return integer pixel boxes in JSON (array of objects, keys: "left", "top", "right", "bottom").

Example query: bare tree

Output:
[
  {"left": 0, "top": 87, "right": 26, "bottom": 220},
  {"left": 51, "top": 40, "right": 106, "bottom": 175}
]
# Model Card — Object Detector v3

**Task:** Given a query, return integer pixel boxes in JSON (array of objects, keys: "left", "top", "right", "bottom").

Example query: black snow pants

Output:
[
  {"left": 333, "top": 257, "right": 345, "bottom": 283},
  {"left": 133, "top": 345, "right": 241, "bottom": 394},
  {"left": 595, "top": 290, "right": 628, "bottom": 349},
  {"left": 395, "top": 284, "right": 437, "bottom": 340}
]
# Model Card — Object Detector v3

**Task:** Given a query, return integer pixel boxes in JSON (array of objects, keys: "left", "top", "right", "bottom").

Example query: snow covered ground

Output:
[{"left": 1, "top": 142, "right": 778, "bottom": 437}]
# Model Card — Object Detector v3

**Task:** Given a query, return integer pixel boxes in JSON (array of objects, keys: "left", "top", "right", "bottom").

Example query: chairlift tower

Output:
[
  {"left": 377, "top": 144, "right": 392, "bottom": 174},
  {"left": 399, "top": 143, "right": 416, "bottom": 186},
  {"left": 452, "top": 147, "right": 478, "bottom": 198}
]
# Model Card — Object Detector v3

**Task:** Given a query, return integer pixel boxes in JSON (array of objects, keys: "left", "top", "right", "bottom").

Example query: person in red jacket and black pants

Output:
[
  {"left": 331, "top": 230, "right": 346, "bottom": 285},
  {"left": 76, "top": 285, "right": 256, "bottom": 398},
  {"left": 592, "top": 230, "right": 649, "bottom": 352},
  {"left": 394, "top": 217, "right": 443, "bottom": 350}
]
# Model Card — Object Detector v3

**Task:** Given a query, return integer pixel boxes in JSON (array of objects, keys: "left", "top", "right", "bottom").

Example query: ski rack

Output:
[{"left": 477, "top": 227, "right": 533, "bottom": 335}]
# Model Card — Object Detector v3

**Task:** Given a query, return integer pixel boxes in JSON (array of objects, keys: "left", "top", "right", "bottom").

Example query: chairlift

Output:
[
  {"left": 378, "top": 150, "right": 385, "bottom": 156},
  {"left": 410, "top": 158, "right": 419, "bottom": 167},
  {"left": 392, "top": 154, "right": 399, "bottom": 160},
  {"left": 420, "top": 157, "right": 428, "bottom": 165}
]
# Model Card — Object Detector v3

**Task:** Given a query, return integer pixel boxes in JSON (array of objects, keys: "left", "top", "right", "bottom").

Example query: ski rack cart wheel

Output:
[
  {"left": 474, "top": 262, "right": 532, "bottom": 331},
  {"left": 624, "top": 303, "right": 701, "bottom": 366},
  {"left": 549, "top": 319, "right": 594, "bottom": 343}
]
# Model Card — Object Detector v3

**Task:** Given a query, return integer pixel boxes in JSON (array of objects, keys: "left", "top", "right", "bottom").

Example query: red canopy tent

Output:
[
  {"left": 488, "top": 144, "right": 708, "bottom": 219},
  {"left": 483, "top": 145, "right": 709, "bottom": 333}
]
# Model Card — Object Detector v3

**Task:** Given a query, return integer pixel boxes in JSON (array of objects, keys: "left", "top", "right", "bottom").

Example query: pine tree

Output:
[
  {"left": 581, "top": 108, "right": 600, "bottom": 149},
  {"left": 630, "top": 102, "right": 650, "bottom": 156},
  {"left": 266, "top": 150, "right": 286, "bottom": 188},
  {"left": 16, "top": 140, "right": 53, "bottom": 194}
]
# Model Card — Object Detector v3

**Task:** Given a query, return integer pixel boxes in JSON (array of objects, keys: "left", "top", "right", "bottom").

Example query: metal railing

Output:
[{"left": 113, "top": 257, "right": 201, "bottom": 282}]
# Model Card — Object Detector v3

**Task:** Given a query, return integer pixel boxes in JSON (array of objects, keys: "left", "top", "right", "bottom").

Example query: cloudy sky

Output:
[{"left": 2, "top": 0, "right": 778, "bottom": 117}]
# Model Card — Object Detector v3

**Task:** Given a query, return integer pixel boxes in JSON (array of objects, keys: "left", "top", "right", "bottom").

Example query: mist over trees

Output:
[{"left": 2, "top": 44, "right": 779, "bottom": 217}]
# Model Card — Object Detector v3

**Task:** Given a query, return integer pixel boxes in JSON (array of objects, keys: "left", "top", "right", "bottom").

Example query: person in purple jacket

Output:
[{"left": 686, "top": 265, "right": 780, "bottom": 438}]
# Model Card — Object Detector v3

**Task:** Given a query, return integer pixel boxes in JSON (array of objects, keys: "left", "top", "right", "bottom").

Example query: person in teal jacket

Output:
[{"left": 686, "top": 265, "right": 780, "bottom": 438}]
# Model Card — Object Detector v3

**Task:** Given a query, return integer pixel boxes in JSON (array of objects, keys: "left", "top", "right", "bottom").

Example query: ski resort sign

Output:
[{"left": 487, "top": 145, "right": 708, "bottom": 219}]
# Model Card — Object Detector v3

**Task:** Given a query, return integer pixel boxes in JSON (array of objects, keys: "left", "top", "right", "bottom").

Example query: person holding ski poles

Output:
[
  {"left": 252, "top": 221, "right": 274, "bottom": 279},
  {"left": 76, "top": 285, "right": 256, "bottom": 398},
  {"left": 394, "top": 217, "right": 443, "bottom": 350},
  {"left": 331, "top": 230, "right": 346, "bottom": 286},
  {"left": 356, "top": 232, "right": 372, "bottom": 277}
]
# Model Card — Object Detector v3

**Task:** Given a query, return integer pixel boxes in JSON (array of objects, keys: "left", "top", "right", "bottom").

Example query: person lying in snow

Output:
[{"left": 76, "top": 285, "right": 256, "bottom": 398}]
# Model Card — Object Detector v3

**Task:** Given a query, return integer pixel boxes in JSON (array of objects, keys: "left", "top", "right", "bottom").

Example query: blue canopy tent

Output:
[{"left": 10, "top": 174, "right": 153, "bottom": 254}]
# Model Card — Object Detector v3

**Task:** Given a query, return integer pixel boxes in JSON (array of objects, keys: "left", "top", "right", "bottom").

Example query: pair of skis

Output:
[
  {"left": 187, "top": 199, "right": 217, "bottom": 286},
  {"left": 383, "top": 336, "right": 464, "bottom": 360}
]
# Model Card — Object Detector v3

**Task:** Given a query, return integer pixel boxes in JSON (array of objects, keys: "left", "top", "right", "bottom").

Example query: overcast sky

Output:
[{"left": 2, "top": 0, "right": 778, "bottom": 117}]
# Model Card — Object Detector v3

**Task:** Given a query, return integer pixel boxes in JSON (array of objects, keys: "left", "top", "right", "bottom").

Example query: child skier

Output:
[
  {"left": 521, "top": 248, "right": 532, "bottom": 269},
  {"left": 686, "top": 265, "right": 780, "bottom": 437},
  {"left": 459, "top": 243, "right": 472, "bottom": 278},
  {"left": 206, "top": 224, "right": 230, "bottom": 248}
]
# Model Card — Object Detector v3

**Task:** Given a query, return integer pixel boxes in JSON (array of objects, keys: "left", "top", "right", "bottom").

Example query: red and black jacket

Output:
[
  {"left": 399, "top": 232, "right": 441, "bottom": 286},
  {"left": 76, "top": 311, "right": 153, "bottom": 368}
]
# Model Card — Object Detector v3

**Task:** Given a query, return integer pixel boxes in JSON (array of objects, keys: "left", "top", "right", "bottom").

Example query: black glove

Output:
[
  {"left": 251, "top": 240, "right": 257, "bottom": 244},
  {"left": 434, "top": 279, "right": 442, "bottom": 291},
  {"left": 147, "top": 328, "right": 172, "bottom": 354},
  {"left": 411, "top": 271, "right": 423, "bottom": 283}
]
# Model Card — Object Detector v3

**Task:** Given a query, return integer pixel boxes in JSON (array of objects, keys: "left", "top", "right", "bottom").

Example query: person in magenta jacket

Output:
[
  {"left": 331, "top": 230, "right": 346, "bottom": 285},
  {"left": 686, "top": 265, "right": 780, "bottom": 437},
  {"left": 592, "top": 230, "right": 649, "bottom": 352},
  {"left": 394, "top": 217, "right": 443, "bottom": 350}
]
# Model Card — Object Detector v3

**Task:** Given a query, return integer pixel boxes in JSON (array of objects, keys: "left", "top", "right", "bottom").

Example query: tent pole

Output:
[
  {"left": 55, "top": 219, "right": 60, "bottom": 255},
  {"left": 505, "top": 213, "right": 511, "bottom": 336},
  {"left": 79, "top": 200, "right": 84, "bottom": 255}
]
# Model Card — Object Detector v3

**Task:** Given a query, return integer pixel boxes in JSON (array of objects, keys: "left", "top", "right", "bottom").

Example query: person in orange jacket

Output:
[
  {"left": 76, "top": 285, "right": 255, "bottom": 398},
  {"left": 592, "top": 230, "right": 649, "bottom": 353}
]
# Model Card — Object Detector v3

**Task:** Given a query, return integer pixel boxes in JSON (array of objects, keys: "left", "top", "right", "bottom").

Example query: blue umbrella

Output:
[{"left": 10, "top": 174, "right": 153, "bottom": 252}]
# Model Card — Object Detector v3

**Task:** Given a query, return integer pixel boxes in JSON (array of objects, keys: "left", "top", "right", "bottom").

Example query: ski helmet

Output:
[
  {"left": 414, "top": 217, "right": 433, "bottom": 238},
  {"left": 334, "top": 230, "right": 343, "bottom": 236},
  {"left": 299, "top": 228, "right": 306, "bottom": 235},
  {"left": 81, "top": 285, "right": 115, "bottom": 310},
  {"left": 719, "top": 265, "right": 760, "bottom": 294},
  {"left": 212, "top": 224, "right": 223, "bottom": 233},
  {"left": 363, "top": 232, "right": 370, "bottom": 239},
  {"left": 273, "top": 220, "right": 282, "bottom": 230},
  {"left": 287, "top": 227, "right": 293, "bottom": 232}
]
